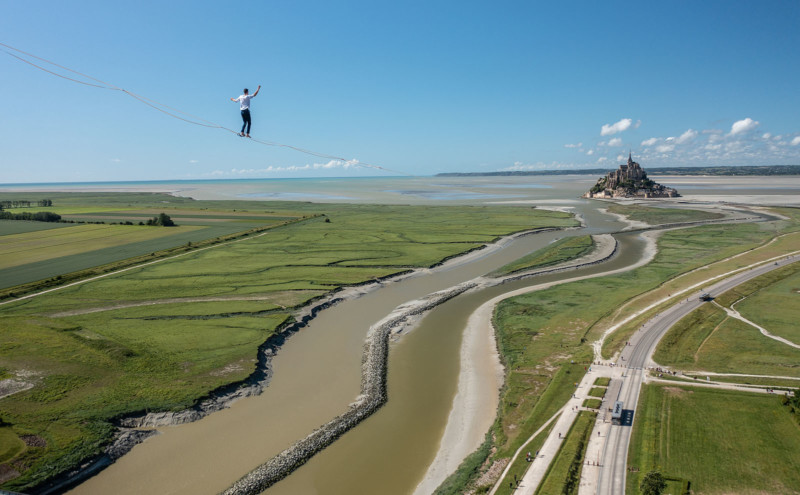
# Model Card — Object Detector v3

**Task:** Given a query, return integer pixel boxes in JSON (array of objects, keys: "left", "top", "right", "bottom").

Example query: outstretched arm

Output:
[
  {"left": 230, "top": 97, "right": 237, "bottom": 102},
  {"left": 252, "top": 85, "right": 261, "bottom": 97}
]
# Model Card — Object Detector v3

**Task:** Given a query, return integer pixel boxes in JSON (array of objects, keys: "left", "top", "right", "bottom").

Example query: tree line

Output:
[{"left": 0, "top": 199, "right": 53, "bottom": 209}]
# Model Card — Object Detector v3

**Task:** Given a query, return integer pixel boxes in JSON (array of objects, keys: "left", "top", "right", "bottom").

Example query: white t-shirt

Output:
[{"left": 236, "top": 94, "right": 254, "bottom": 110}]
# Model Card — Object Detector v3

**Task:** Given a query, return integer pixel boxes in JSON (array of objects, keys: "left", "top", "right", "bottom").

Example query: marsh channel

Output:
[{"left": 70, "top": 202, "right": 641, "bottom": 495}]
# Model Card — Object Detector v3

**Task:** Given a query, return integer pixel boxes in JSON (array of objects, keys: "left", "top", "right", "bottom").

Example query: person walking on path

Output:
[{"left": 231, "top": 85, "right": 261, "bottom": 137}]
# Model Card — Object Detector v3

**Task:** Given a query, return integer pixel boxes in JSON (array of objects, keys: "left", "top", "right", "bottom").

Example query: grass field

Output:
[
  {"left": 582, "top": 398, "right": 602, "bottom": 409},
  {"left": 627, "top": 384, "right": 800, "bottom": 494},
  {"left": 490, "top": 235, "right": 594, "bottom": 277},
  {"left": 0, "top": 193, "right": 577, "bottom": 491},
  {"left": 653, "top": 304, "right": 800, "bottom": 378},
  {"left": 719, "top": 264, "right": 800, "bottom": 344},
  {"left": 606, "top": 203, "right": 724, "bottom": 225},
  {"left": 588, "top": 387, "right": 606, "bottom": 398}
]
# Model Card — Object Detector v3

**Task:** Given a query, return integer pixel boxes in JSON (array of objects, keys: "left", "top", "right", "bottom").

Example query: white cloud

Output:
[
  {"left": 791, "top": 136, "right": 800, "bottom": 146},
  {"left": 729, "top": 117, "right": 759, "bottom": 136},
  {"left": 597, "top": 157, "right": 608, "bottom": 163},
  {"left": 189, "top": 159, "right": 199, "bottom": 164},
  {"left": 211, "top": 160, "right": 357, "bottom": 176},
  {"left": 762, "top": 133, "right": 772, "bottom": 140},
  {"left": 601, "top": 118, "right": 634, "bottom": 136},
  {"left": 564, "top": 142, "right": 583, "bottom": 148},
  {"left": 111, "top": 158, "right": 121, "bottom": 163},
  {"left": 641, "top": 137, "right": 659, "bottom": 147},
  {"left": 676, "top": 129, "right": 698, "bottom": 144},
  {"left": 586, "top": 149, "right": 594, "bottom": 156},
  {"left": 656, "top": 144, "right": 675, "bottom": 153},
  {"left": 607, "top": 137, "right": 623, "bottom": 147}
]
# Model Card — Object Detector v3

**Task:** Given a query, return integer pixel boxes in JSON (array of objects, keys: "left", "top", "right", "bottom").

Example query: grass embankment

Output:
[
  {"left": 594, "top": 377, "right": 610, "bottom": 386},
  {"left": 627, "top": 384, "right": 800, "bottom": 494},
  {"left": 0, "top": 195, "right": 576, "bottom": 491},
  {"left": 446, "top": 208, "right": 800, "bottom": 493},
  {"left": 490, "top": 235, "right": 594, "bottom": 277},
  {"left": 606, "top": 203, "right": 724, "bottom": 225},
  {"left": 536, "top": 410, "right": 596, "bottom": 495}
]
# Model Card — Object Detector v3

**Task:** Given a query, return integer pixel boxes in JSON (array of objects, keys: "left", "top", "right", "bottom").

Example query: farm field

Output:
[
  {"left": 627, "top": 384, "right": 800, "bottom": 494},
  {"left": 0, "top": 192, "right": 576, "bottom": 492},
  {"left": 0, "top": 224, "right": 204, "bottom": 270}
]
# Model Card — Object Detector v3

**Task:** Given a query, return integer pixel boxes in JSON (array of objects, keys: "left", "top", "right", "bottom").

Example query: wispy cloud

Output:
[
  {"left": 210, "top": 159, "right": 358, "bottom": 176},
  {"left": 607, "top": 137, "right": 623, "bottom": 147},
  {"left": 641, "top": 137, "right": 659, "bottom": 147},
  {"left": 564, "top": 142, "right": 583, "bottom": 148},
  {"left": 791, "top": 136, "right": 800, "bottom": 146},
  {"left": 601, "top": 118, "right": 634, "bottom": 136}
]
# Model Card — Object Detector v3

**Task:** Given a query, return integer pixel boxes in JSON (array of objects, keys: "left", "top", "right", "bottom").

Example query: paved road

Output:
[{"left": 593, "top": 254, "right": 798, "bottom": 495}]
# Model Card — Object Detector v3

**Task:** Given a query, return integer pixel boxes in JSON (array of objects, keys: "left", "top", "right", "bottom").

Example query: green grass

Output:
[
  {"left": 627, "top": 384, "right": 800, "bottom": 494},
  {"left": 582, "top": 398, "right": 602, "bottom": 409},
  {"left": 0, "top": 224, "right": 206, "bottom": 270},
  {"left": 722, "top": 264, "right": 800, "bottom": 344},
  {"left": 653, "top": 303, "right": 800, "bottom": 377},
  {"left": 607, "top": 203, "right": 724, "bottom": 225},
  {"left": 594, "top": 377, "right": 611, "bottom": 386},
  {"left": 492, "top": 422, "right": 557, "bottom": 495},
  {"left": 0, "top": 428, "right": 25, "bottom": 463},
  {"left": 490, "top": 235, "right": 594, "bottom": 277},
  {"left": 0, "top": 220, "right": 75, "bottom": 236},
  {"left": 587, "top": 387, "right": 606, "bottom": 398},
  {"left": 536, "top": 410, "right": 596, "bottom": 495}
]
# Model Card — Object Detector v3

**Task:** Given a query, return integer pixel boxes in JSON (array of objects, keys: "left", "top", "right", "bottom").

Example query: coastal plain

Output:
[
  {"left": 0, "top": 191, "right": 575, "bottom": 492},
  {"left": 0, "top": 176, "right": 799, "bottom": 495}
]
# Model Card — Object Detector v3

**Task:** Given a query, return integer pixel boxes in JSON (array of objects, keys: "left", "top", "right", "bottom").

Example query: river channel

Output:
[{"left": 70, "top": 201, "right": 641, "bottom": 495}]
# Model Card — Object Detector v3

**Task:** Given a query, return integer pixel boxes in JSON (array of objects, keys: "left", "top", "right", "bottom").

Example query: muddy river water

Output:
[{"left": 70, "top": 201, "right": 643, "bottom": 495}]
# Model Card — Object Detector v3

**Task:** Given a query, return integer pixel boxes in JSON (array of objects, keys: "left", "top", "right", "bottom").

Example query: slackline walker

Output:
[{"left": 0, "top": 41, "right": 409, "bottom": 176}]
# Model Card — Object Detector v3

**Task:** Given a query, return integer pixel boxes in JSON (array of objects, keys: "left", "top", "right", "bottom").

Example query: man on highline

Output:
[{"left": 231, "top": 85, "right": 261, "bottom": 137}]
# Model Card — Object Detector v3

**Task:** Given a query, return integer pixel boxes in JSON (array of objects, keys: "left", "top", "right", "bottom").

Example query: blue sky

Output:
[{"left": 1, "top": 0, "right": 799, "bottom": 182}]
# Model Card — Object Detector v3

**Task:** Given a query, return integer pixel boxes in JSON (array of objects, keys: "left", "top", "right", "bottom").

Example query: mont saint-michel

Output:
[{"left": 584, "top": 153, "right": 680, "bottom": 199}]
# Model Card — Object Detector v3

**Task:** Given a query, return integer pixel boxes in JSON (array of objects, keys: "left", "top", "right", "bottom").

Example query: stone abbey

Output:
[{"left": 584, "top": 153, "right": 680, "bottom": 199}]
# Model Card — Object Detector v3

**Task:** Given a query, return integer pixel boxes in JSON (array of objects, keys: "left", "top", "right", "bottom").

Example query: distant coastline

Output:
[{"left": 437, "top": 164, "right": 800, "bottom": 177}]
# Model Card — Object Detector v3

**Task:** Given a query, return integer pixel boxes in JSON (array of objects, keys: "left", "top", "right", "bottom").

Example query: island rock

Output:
[{"left": 584, "top": 153, "right": 680, "bottom": 199}]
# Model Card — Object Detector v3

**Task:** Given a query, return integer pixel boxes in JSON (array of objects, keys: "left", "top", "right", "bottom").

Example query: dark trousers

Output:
[{"left": 240, "top": 109, "right": 251, "bottom": 134}]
